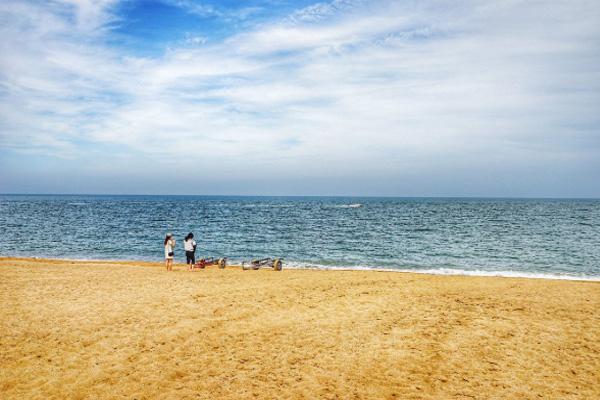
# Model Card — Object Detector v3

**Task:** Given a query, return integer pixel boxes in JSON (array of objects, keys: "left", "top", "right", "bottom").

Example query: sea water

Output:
[{"left": 0, "top": 195, "right": 599, "bottom": 280}]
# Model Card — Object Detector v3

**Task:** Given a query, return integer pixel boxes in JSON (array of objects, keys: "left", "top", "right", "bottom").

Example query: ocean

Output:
[{"left": 1, "top": 195, "right": 599, "bottom": 280}]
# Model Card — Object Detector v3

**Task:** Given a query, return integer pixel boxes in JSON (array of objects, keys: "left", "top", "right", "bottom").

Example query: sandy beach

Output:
[{"left": 1, "top": 257, "right": 598, "bottom": 399}]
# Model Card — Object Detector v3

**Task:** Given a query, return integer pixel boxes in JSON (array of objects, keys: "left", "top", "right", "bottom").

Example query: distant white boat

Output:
[{"left": 348, "top": 203, "right": 362, "bottom": 208}]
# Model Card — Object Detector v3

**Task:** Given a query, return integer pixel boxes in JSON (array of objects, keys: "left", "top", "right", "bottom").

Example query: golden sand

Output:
[{"left": 1, "top": 257, "right": 599, "bottom": 399}]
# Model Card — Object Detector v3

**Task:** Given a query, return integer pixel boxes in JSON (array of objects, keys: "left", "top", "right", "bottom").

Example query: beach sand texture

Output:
[{"left": 1, "top": 258, "right": 599, "bottom": 399}]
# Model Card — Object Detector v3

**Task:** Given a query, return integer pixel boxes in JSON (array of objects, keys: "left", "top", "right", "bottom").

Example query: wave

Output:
[
  {"left": 338, "top": 203, "right": 363, "bottom": 208},
  {"left": 241, "top": 203, "right": 297, "bottom": 208},
  {"left": 281, "top": 261, "right": 600, "bottom": 281}
]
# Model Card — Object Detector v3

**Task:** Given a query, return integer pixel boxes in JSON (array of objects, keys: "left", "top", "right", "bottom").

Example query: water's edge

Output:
[{"left": 3, "top": 256, "right": 598, "bottom": 282}]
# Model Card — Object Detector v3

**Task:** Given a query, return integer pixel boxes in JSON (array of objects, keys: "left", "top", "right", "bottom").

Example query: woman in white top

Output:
[
  {"left": 164, "top": 233, "right": 175, "bottom": 271},
  {"left": 184, "top": 232, "right": 197, "bottom": 271}
]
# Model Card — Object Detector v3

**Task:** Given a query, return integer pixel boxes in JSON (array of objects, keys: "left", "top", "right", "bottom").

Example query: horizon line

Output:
[{"left": 1, "top": 193, "right": 599, "bottom": 200}]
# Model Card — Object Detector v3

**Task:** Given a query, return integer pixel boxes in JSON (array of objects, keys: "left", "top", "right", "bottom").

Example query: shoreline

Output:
[{"left": 2, "top": 256, "right": 598, "bottom": 282}]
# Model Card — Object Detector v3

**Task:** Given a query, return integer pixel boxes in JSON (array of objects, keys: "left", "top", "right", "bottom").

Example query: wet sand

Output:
[{"left": 1, "top": 257, "right": 599, "bottom": 399}]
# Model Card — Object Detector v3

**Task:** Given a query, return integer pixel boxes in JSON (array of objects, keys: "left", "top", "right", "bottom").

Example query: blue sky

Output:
[{"left": 0, "top": 0, "right": 599, "bottom": 196}]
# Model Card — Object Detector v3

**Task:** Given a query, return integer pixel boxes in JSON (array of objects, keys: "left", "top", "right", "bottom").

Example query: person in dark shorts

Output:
[{"left": 184, "top": 232, "right": 197, "bottom": 271}]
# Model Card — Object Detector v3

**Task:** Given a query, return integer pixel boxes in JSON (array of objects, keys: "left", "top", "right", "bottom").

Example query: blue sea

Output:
[{"left": 0, "top": 195, "right": 599, "bottom": 280}]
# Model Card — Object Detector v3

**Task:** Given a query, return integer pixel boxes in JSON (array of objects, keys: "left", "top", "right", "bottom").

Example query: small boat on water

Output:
[{"left": 348, "top": 203, "right": 362, "bottom": 208}]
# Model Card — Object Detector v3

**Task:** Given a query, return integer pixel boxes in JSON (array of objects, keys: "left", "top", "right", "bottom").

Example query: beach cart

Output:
[
  {"left": 193, "top": 257, "right": 227, "bottom": 270},
  {"left": 241, "top": 258, "right": 283, "bottom": 271}
]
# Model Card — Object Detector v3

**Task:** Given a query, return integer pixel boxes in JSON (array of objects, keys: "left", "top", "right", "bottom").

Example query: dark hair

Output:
[
  {"left": 185, "top": 232, "right": 194, "bottom": 241},
  {"left": 164, "top": 234, "right": 171, "bottom": 246}
]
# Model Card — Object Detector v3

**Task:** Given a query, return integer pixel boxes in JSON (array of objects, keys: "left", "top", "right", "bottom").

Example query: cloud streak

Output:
[{"left": 0, "top": 0, "right": 599, "bottom": 195}]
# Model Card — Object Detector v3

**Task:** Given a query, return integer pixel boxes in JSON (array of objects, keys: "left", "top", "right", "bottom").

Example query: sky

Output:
[{"left": 0, "top": 0, "right": 599, "bottom": 197}]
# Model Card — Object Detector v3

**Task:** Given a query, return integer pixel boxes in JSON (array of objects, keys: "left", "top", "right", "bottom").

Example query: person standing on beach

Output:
[
  {"left": 164, "top": 233, "right": 175, "bottom": 271},
  {"left": 184, "top": 232, "right": 197, "bottom": 271}
]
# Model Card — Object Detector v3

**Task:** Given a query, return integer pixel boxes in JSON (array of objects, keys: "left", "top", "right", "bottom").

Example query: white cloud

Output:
[
  {"left": 161, "top": 0, "right": 222, "bottom": 18},
  {"left": 0, "top": 0, "right": 599, "bottom": 195},
  {"left": 185, "top": 34, "right": 207, "bottom": 45},
  {"left": 288, "top": 0, "right": 363, "bottom": 23},
  {"left": 162, "top": 0, "right": 263, "bottom": 21},
  {"left": 55, "top": 0, "right": 119, "bottom": 32}
]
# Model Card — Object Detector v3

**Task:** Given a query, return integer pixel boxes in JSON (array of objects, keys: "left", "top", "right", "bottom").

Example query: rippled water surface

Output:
[{"left": 1, "top": 195, "right": 599, "bottom": 279}]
